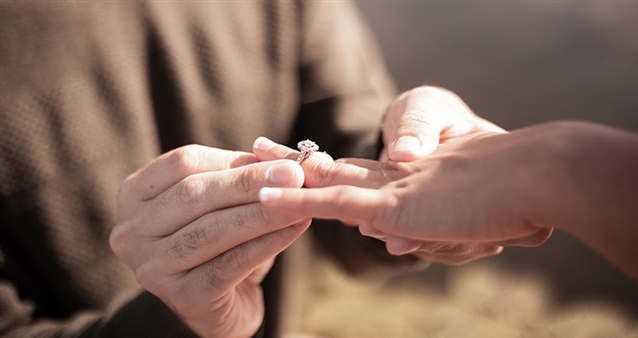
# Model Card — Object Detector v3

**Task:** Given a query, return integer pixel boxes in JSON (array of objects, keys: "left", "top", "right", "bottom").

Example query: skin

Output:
[
  {"left": 254, "top": 132, "right": 553, "bottom": 266},
  {"left": 108, "top": 86, "right": 526, "bottom": 336},
  {"left": 255, "top": 86, "right": 531, "bottom": 265},
  {"left": 381, "top": 86, "right": 504, "bottom": 162},
  {"left": 258, "top": 122, "right": 638, "bottom": 280},
  {"left": 109, "top": 146, "right": 309, "bottom": 337}
]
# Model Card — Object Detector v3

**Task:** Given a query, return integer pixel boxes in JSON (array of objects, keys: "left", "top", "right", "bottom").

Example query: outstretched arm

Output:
[{"left": 258, "top": 122, "right": 638, "bottom": 279}]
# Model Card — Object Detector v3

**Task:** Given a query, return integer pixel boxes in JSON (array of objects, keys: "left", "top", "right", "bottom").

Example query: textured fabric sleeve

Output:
[
  {"left": 0, "top": 279, "right": 199, "bottom": 338},
  {"left": 291, "top": 0, "right": 395, "bottom": 160},
  {"left": 291, "top": 1, "right": 428, "bottom": 278}
]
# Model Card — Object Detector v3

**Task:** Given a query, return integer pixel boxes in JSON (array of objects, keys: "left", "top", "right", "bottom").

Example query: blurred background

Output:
[{"left": 298, "top": 1, "right": 638, "bottom": 337}]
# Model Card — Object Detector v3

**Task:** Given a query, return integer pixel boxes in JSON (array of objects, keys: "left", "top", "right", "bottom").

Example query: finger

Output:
[
  {"left": 122, "top": 145, "right": 258, "bottom": 202},
  {"left": 177, "top": 219, "right": 311, "bottom": 306},
  {"left": 384, "top": 236, "right": 424, "bottom": 256},
  {"left": 385, "top": 87, "right": 450, "bottom": 161},
  {"left": 358, "top": 221, "right": 388, "bottom": 239},
  {"left": 159, "top": 202, "right": 305, "bottom": 273},
  {"left": 378, "top": 146, "right": 390, "bottom": 162},
  {"left": 386, "top": 87, "right": 491, "bottom": 162},
  {"left": 487, "top": 227, "right": 553, "bottom": 247},
  {"left": 411, "top": 244, "right": 503, "bottom": 266},
  {"left": 253, "top": 136, "right": 334, "bottom": 162},
  {"left": 341, "top": 219, "right": 361, "bottom": 226},
  {"left": 253, "top": 136, "right": 396, "bottom": 189},
  {"left": 386, "top": 113, "right": 441, "bottom": 162},
  {"left": 129, "top": 160, "right": 304, "bottom": 237},
  {"left": 245, "top": 258, "right": 275, "bottom": 285},
  {"left": 259, "top": 185, "right": 392, "bottom": 224}
]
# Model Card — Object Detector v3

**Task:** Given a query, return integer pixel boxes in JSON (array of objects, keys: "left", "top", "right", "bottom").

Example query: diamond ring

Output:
[{"left": 296, "top": 139, "right": 319, "bottom": 164}]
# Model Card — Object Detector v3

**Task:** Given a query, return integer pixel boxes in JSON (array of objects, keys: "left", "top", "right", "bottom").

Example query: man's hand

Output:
[
  {"left": 110, "top": 145, "right": 309, "bottom": 338},
  {"left": 381, "top": 86, "right": 504, "bottom": 162}
]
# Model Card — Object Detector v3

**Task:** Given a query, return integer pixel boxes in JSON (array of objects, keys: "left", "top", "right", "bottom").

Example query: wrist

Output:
[
  {"left": 512, "top": 122, "right": 585, "bottom": 232},
  {"left": 519, "top": 121, "right": 634, "bottom": 235}
]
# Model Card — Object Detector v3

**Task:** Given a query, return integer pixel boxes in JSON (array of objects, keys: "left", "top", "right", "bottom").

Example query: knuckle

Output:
[
  {"left": 168, "top": 231, "right": 199, "bottom": 262},
  {"left": 309, "top": 161, "right": 338, "bottom": 187},
  {"left": 228, "top": 205, "right": 270, "bottom": 230},
  {"left": 168, "top": 217, "right": 216, "bottom": 262},
  {"left": 204, "top": 251, "right": 243, "bottom": 291},
  {"left": 228, "top": 212, "right": 248, "bottom": 229},
  {"left": 177, "top": 177, "right": 206, "bottom": 207},
  {"left": 149, "top": 195, "right": 168, "bottom": 214},
  {"left": 358, "top": 222, "right": 382, "bottom": 237},
  {"left": 254, "top": 204, "right": 272, "bottom": 226},
  {"left": 109, "top": 220, "right": 135, "bottom": 260},
  {"left": 171, "top": 145, "right": 204, "bottom": 175},
  {"left": 134, "top": 262, "right": 161, "bottom": 293},
  {"left": 108, "top": 227, "right": 125, "bottom": 258},
  {"left": 423, "top": 243, "right": 498, "bottom": 266},
  {"left": 204, "top": 262, "right": 226, "bottom": 291},
  {"left": 236, "top": 168, "right": 255, "bottom": 194},
  {"left": 220, "top": 247, "right": 249, "bottom": 272},
  {"left": 166, "top": 239, "right": 187, "bottom": 262},
  {"left": 429, "top": 242, "right": 467, "bottom": 255},
  {"left": 182, "top": 227, "right": 204, "bottom": 250}
]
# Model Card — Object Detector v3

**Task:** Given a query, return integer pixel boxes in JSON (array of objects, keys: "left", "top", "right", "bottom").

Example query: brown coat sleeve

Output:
[
  {"left": 0, "top": 1, "right": 420, "bottom": 337},
  {"left": 290, "top": 1, "right": 425, "bottom": 277}
]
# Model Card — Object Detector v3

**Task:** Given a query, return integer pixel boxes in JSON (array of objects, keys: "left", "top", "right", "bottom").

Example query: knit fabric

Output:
[{"left": 0, "top": 1, "right": 410, "bottom": 337}]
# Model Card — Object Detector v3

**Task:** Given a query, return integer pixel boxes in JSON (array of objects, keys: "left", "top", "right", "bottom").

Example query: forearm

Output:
[{"left": 532, "top": 121, "right": 638, "bottom": 280}]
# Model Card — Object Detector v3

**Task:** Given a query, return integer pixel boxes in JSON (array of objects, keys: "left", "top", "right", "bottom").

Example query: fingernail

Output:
[
  {"left": 259, "top": 187, "right": 283, "bottom": 202},
  {"left": 254, "top": 136, "right": 277, "bottom": 151},
  {"left": 267, "top": 162, "right": 296, "bottom": 184},
  {"left": 390, "top": 136, "right": 421, "bottom": 157},
  {"left": 386, "top": 237, "right": 421, "bottom": 256}
]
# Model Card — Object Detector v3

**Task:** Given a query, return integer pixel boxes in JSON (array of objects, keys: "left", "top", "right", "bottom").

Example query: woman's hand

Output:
[{"left": 255, "top": 131, "right": 554, "bottom": 265}]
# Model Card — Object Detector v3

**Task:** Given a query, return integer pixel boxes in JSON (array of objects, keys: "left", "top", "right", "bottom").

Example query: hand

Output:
[
  {"left": 255, "top": 132, "right": 554, "bottom": 266},
  {"left": 253, "top": 85, "right": 510, "bottom": 265},
  {"left": 110, "top": 145, "right": 309, "bottom": 337},
  {"left": 379, "top": 87, "right": 508, "bottom": 263},
  {"left": 381, "top": 86, "right": 504, "bottom": 162}
]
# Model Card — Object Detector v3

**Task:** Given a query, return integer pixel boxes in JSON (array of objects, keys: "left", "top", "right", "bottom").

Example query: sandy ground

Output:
[
  {"left": 295, "top": 257, "right": 638, "bottom": 338},
  {"left": 286, "top": 3, "right": 638, "bottom": 336},
  {"left": 2, "top": 2, "right": 633, "bottom": 336}
]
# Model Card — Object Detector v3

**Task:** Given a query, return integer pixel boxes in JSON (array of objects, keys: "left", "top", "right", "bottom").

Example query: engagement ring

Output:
[{"left": 296, "top": 139, "right": 319, "bottom": 164}]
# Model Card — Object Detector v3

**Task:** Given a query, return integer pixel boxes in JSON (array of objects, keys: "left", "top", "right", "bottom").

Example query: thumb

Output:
[
  {"left": 385, "top": 87, "right": 449, "bottom": 162},
  {"left": 388, "top": 111, "right": 440, "bottom": 162}
]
